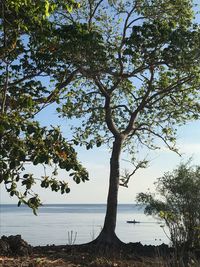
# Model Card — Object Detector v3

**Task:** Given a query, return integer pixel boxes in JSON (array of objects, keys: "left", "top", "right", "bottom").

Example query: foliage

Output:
[
  {"left": 136, "top": 163, "right": 200, "bottom": 253},
  {"left": 53, "top": 0, "right": 200, "bottom": 176},
  {"left": 1, "top": 0, "right": 200, "bottom": 240},
  {"left": 0, "top": 0, "right": 88, "bottom": 213},
  {"left": 46, "top": 0, "right": 200, "bottom": 243}
]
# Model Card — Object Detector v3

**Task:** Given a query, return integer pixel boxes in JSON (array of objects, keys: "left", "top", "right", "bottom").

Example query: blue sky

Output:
[
  {"left": 1, "top": 103, "right": 200, "bottom": 205},
  {"left": 1, "top": 2, "right": 200, "bottom": 205}
]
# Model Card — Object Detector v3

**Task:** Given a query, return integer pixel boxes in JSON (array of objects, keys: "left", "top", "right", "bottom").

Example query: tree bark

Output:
[{"left": 92, "top": 135, "right": 125, "bottom": 246}]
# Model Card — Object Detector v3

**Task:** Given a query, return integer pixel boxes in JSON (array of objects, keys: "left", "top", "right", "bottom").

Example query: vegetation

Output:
[
  {"left": 1, "top": 0, "right": 200, "bottom": 247},
  {"left": 137, "top": 163, "right": 200, "bottom": 261},
  {"left": 52, "top": 0, "right": 200, "bottom": 245},
  {"left": 1, "top": 244, "right": 200, "bottom": 267},
  {"left": 0, "top": 0, "right": 88, "bottom": 213}
]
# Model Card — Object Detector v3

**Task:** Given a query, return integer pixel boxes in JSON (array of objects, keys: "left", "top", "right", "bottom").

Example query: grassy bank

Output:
[
  {"left": 1, "top": 246, "right": 200, "bottom": 267},
  {"left": 0, "top": 255, "right": 186, "bottom": 267}
]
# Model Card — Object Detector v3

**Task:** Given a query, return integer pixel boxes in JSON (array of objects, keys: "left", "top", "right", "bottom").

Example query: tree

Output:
[
  {"left": 2, "top": 0, "right": 200, "bottom": 246},
  {"left": 48, "top": 0, "right": 200, "bottom": 246},
  {"left": 136, "top": 163, "right": 200, "bottom": 258},
  {"left": 0, "top": 0, "right": 88, "bottom": 214}
]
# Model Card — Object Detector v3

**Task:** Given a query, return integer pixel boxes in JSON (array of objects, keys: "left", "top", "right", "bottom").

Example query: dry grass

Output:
[
  {"left": 1, "top": 255, "right": 199, "bottom": 267},
  {"left": 0, "top": 256, "right": 76, "bottom": 267},
  {"left": 1, "top": 247, "right": 199, "bottom": 267}
]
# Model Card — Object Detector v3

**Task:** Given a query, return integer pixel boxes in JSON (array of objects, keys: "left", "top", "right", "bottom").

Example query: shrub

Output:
[{"left": 136, "top": 163, "right": 200, "bottom": 257}]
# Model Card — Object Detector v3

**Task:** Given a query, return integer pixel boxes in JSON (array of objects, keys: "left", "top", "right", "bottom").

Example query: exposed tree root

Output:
[{"left": 79, "top": 230, "right": 126, "bottom": 256}]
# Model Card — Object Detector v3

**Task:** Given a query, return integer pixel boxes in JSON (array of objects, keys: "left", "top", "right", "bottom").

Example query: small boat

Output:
[{"left": 126, "top": 220, "right": 140, "bottom": 224}]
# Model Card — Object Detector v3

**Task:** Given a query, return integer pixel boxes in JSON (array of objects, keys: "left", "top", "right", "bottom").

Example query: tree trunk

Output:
[{"left": 91, "top": 135, "right": 125, "bottom": 246}]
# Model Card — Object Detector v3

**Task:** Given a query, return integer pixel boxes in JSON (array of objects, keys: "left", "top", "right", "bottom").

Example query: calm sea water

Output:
[{"left": 0, "top": 204, "right": 168, "bottom": 246}]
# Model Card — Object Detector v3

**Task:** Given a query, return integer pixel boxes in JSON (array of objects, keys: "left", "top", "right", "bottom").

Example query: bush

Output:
[{"left": 136, "top": 163, "right": 200, "bottom": 256}]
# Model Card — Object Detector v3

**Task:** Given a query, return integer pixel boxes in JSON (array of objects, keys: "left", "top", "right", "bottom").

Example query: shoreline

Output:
[
  {"left": 0, "top": 235, "right": 174, "bottom": 267},
  {"left": 1, "top": 235, "right": 200, "bottom": 266}
]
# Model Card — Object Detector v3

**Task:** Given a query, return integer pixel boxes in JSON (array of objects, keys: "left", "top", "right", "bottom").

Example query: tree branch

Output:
[
  {"left": 148, "top": 75, "right": 194, "bottom": 106},
  {"left": 93, "top": 76, "right": 120, "bottom": 136},
  {"left": 120, "top": 159, "right": 148, "bottom": 187},
  {"left": 8, "top": 70, "right": 44, "bottom": 87},
  {"left": 139, "top": 127, "right": 181, "bottom": 156},
  {"left": 111, "top": 104, "right": 132, "bottom": 115},
  {"left": 1, "top": 63, "right": 9, "bottom": 113},
  {"left": 93, "top": 76, "right": 110, "bottom": 98},
  {"left": 88, "top": 0, "right": 104, "bottom": 29},
  {"left": 36, "top": 69, "right": 79, "bottom": 104},
  {"left": 117, "top": 4, "right": 138, "bottom": 75},
  {"left": 123, "top": 67, "right": 155, "bottom": 136}
]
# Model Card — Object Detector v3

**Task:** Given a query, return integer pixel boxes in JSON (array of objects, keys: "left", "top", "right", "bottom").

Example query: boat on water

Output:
[{"left": 126, "top": 220, "right": 140, "bottom": 224}]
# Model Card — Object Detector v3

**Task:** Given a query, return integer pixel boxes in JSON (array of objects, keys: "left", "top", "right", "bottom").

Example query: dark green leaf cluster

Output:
[
  {"left": 136, "top": 0, "right": 194, "bottom": 28},
  {"left": 53, "top": 23, "right": 107, "bottom": 73},
  {"left": 125, "top": 21, "right": 200, "bottom": 69}
]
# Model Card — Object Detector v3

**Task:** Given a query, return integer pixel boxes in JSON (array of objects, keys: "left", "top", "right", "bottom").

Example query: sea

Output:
[{"left": 0, "top": 204, "right": 169, "bottom": 246}]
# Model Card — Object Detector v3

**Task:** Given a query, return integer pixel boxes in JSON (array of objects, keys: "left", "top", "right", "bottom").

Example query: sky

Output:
[
  {"left": 1, "top": 1, "right": 200, "bottom": 205},
  {"left": 1, "top": 105, "right": 200, "bottom": 205}
]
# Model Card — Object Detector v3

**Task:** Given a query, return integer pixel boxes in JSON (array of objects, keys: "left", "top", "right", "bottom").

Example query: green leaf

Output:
[
  {"left": 96, "top": 141, "right": 102, "bottom": 147},
  {"left": 44, "top": 0, "right": 50, "bottom": 17},
  {"left": 65, "top": 187, "right": 70, "bottom": 193}
]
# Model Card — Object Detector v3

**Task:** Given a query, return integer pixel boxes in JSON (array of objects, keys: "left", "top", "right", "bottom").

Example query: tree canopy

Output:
[
  {"left": 0, "top": 0, "right": 88, "bottom": 213},
  {"left": 1, "top": 0, "right": 200, "bottom": 245},
  {"left": 46, "top": 0, "right": 200, "bottom": 245},
  {"left": 50, "top": 0, "right": 200, "bottom": 155}
]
